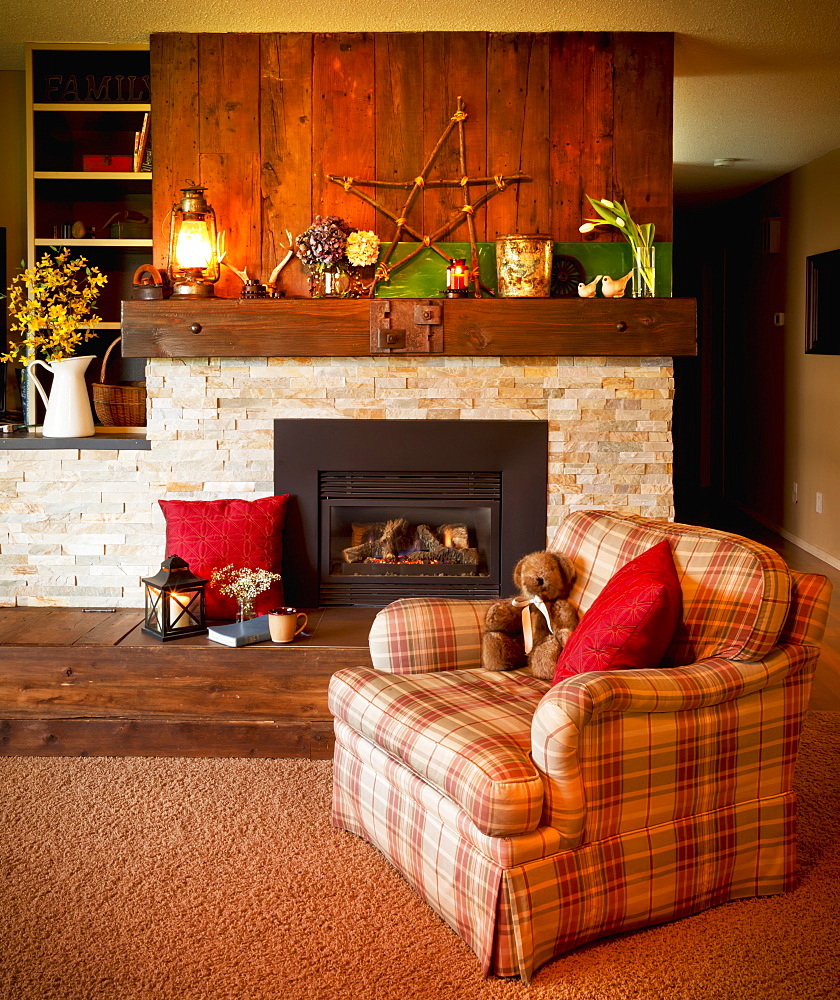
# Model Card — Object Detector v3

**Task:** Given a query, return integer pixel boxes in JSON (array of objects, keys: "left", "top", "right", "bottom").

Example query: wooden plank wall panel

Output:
[
  {"left": 549, "top": 33, "right": 617, "bottom": 241},
  {"left": 201, "top": 153, "right": 261, "bottom": 297},
  {"left": 198, "top": 33, "right": 262, "bottom": 297},
  {"left": 149, "top": 31, "right": 674, "bottom": 284},
  {"left": 612, "top": 32, "right": 674, "bottom": 242},
  {"left": 422, "top": 33, "right": 488, "bottom": 240},
  {"left": 374, "top": 33, "right": 425, "bottom": 241},
  {"left": 150, "top": 33, "right": 199, "bottom": 268},
  {"left": 486, "top": 34, "right": 551, "bottom": 238},
  {"left": 260, "top": 33, "right": 313, "bottom": 298},
  {"left": 311, "top": 34, "right": 376, "bottom": 231},
  {"left": 198, "top": 34, "right": 261, "bottom": 155}
]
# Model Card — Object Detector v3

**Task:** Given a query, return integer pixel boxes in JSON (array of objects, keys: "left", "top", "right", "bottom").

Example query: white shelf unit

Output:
[{"left": 23, "top": 43, "right": 152, "bottom": 426}]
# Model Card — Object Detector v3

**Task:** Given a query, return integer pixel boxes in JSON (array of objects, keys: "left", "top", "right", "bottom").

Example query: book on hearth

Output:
[{"left": 207, "top": 615, "right": 271, "bottom": 647}]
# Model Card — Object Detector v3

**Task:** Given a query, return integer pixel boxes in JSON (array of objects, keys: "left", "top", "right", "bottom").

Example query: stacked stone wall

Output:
[{"left": 0, "top": 355, "right": 674, "bottom": 606}]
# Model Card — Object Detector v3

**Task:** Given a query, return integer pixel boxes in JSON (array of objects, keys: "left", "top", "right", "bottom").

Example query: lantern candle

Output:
[
  {"left": 173, "top": 222, "right": 214, "bottom": 269},
  {"left": 168, "top": 591, "right": 191, "bottom": 628}
]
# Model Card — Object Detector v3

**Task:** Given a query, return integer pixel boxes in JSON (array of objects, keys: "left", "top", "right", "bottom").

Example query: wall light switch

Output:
[
  {"left": 816, "top": 492, "right": 824, "bottom": 514},
  {"left": 792, "top": 482, "right": 798, "bottom": 503}
]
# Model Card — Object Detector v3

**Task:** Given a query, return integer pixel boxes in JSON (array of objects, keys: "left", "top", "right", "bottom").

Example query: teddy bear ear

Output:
[
  {"left": 552, "top": 552, "right": 577, "bottom": 587},
  {"left": 512, "top": 556, "right": 526, "bottom": 589}
]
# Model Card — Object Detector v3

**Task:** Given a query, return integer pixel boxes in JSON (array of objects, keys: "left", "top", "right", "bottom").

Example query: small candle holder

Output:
[{"left": 445, "top": 258, "right": 469, "bottom": 298}]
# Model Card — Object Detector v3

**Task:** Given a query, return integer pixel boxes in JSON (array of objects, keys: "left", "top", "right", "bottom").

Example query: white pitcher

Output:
[{"left": 28, "top": 355, "right": 96, "bottom": 438}]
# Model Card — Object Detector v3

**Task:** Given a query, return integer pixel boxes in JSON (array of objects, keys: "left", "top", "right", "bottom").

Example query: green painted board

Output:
[{"left": 373, "top": 241, "right": 672, "bottom": 298}]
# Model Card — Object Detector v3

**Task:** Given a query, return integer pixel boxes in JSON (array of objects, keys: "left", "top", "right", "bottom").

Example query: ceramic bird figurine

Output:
[
  {"left": 601, "top": 270, "right": 634, "bottom": 298},
  {"left": 577, "top": 275, "right": 603, "bottom": 298}
]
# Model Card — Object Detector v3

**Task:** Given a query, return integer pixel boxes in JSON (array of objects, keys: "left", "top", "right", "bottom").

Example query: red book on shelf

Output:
[{"left": 82, "top": 155, "right": 133, "bottom": 172}]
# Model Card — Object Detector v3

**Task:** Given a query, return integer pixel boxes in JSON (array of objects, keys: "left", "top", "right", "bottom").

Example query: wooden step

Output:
[{"left": 0, "top": 607, "right": 376, "bottom": 759}]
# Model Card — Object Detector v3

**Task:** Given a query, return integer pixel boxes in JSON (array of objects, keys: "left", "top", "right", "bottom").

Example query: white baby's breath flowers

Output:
[
  {"left": 345, "top": 230, "right": 381, "bottom": 267},
  {"left": 210, "top": 565, "right": 282, "bottom": 620}
]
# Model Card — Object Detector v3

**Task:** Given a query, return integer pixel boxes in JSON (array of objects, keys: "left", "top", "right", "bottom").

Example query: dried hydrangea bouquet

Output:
[{"left": 294, "top": 215, "right": 380, "bottom": 298}]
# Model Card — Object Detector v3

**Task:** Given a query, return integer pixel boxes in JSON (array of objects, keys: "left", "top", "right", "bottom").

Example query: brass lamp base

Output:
[{"left": 171, "top": 282, "right": 216, "bottom": 297}]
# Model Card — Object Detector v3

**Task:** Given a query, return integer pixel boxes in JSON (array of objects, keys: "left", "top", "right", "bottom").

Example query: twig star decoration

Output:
[{"left": 328, "top": 98, "right": 529, "bottom": 297}]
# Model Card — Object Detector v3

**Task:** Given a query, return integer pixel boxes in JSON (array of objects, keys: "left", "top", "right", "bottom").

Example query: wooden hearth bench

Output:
[{"left": 0, "top": 607, "right": 377, "bottom": 759}]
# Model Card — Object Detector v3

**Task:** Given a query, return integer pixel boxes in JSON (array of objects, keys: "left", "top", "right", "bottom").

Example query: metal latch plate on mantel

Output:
[{"left": 371, "top": 299, "right": 444, "bottom": 353}]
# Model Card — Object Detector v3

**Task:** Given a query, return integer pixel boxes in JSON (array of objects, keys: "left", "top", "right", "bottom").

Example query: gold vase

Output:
[{"left": 495, "top": 234, "right": 553, "bottom": 297}]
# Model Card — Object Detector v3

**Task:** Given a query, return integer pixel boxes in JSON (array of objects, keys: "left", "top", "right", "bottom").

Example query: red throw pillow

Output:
[
  {"left": 159, "top": 496, "right": 290, "bottom": 621},
  {"left": 553, "top": 539, "right": 682, "bottom": 684}
]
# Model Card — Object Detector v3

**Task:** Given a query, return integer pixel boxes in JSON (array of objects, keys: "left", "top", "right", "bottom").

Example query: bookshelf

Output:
[{"left": 25, "top": 43, "right": 151, "bottom": 423}]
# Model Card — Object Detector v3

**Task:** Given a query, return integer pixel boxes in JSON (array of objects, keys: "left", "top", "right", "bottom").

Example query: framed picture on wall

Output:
[{"left": 805, "top": 248, "right": 840, "bottom": 354}]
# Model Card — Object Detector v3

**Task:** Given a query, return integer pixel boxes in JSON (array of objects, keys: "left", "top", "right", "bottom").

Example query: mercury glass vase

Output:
[
  {"left": 309, "top": 264, "right": 353, "bottom": 298},
  {"left": 632, "top": 245, "right": 656, "bottom": 298}
]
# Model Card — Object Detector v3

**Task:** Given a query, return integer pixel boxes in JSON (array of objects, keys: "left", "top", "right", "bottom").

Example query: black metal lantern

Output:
[
  {"left": 142, "top": 554, "right": 207, "bottom": 641},
  {"left": 168, "top": 184, "right": 220, "bottom": 297}
]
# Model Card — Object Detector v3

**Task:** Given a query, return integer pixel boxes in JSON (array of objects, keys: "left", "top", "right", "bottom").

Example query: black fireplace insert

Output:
[{"left": 275, "top": 419, "right": 548, "bottom": 607}]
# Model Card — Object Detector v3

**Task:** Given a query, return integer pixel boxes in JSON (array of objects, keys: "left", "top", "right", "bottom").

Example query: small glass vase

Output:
[
  {"left": 632, "top": 245, "right": 656, "bottom": 298},
  {"left": 236, "top": 598, "right": 255, "bottom": 623},
  {"left": 309, "top": 264, "right": 353, "bottom": 298}
]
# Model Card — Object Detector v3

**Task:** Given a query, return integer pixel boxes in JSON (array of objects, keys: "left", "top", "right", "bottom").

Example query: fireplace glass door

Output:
[{"left": 319, "top": 473, "right": 500, "bottom": 605}]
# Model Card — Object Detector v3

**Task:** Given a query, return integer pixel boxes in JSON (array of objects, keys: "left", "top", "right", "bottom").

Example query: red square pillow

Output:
[
  {"left": 159, "top": 496, "right": 290, "bottom": 621},
  {"left": 553, "top": 539, "right": 682, "bottom": 684}
]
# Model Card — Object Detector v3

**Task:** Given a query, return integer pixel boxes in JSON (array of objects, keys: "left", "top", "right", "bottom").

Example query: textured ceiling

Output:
[{"left": 2, "top": 0, "right": 838, "bottom": 205}]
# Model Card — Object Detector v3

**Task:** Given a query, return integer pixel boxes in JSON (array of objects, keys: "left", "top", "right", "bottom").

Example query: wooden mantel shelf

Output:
[{"left": 121, "top": 297, "right": 697, "bottom": 359}]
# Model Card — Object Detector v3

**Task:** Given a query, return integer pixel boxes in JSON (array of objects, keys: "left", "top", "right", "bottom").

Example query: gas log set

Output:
[{"left": 341, "top": 518, "right": 480, "bottom": 576}]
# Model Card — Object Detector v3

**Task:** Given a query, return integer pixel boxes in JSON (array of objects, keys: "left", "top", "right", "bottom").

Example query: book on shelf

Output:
[
  {"left": 207, "top": 614, "right": 271, "bottom": 647},
  {"left": 133, "top": 112, "right": 150, "bottom": 173}
]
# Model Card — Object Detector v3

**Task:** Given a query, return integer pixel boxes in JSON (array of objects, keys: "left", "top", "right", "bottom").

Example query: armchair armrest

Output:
[
  {"left": 369, "top": 597, "right": 495, "bottom": 674},
  {"left": 531, "top": 643, "right": 819, "bottom": 844},
  {"left": 536, "top": 645, "right": 812, "bottom": 733}
]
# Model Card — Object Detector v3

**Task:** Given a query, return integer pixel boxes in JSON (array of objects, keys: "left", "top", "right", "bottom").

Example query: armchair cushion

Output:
[
  {"left": 329, "top": 665, "right": 548, "bottom": 837},
  {"left": 553, "top": 539, "right": 681, "bottom": 682}
]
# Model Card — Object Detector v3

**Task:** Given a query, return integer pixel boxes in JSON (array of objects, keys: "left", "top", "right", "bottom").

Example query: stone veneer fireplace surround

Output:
[{"left": 0, "top": 353, "right": 675, "bottom": 608}]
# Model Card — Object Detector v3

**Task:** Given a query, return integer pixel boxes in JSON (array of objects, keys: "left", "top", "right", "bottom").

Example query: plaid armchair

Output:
[{"left": 328, "top": 511, "right": 831, "bottom": 982}]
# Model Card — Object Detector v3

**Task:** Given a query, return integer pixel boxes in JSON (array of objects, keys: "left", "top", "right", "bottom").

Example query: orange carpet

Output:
[{"left": 1, "top": 712, "right": 838, "bottom": 1000}]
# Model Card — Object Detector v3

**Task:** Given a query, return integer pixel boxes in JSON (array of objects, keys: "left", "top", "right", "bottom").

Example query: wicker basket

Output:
[{"left": 92, "top": 337, "right": 146, "bottom": 427}]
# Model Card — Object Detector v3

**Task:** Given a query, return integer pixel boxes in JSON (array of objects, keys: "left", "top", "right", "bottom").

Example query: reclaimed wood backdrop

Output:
[{"left": 151, "top": 32, "right": 673, "bottom": 298}]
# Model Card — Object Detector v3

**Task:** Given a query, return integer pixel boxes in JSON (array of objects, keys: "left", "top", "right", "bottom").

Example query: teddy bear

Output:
[{"left": 481, "top": 550, "right": 579, "bottom": 680}]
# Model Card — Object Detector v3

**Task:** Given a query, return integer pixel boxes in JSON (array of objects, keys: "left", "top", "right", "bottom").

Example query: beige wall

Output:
[
  {"left": 783, "top": 148, "right": 840, "bottom": 562},
  {"left": 0, "top": 70, "right": 25, "bottom": 409},
  {"left": 717, "top": 146, "right": 840, "bottom": 566},
  {"left": 0, "top": 71, "right": 26, "bottom": 292}
]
